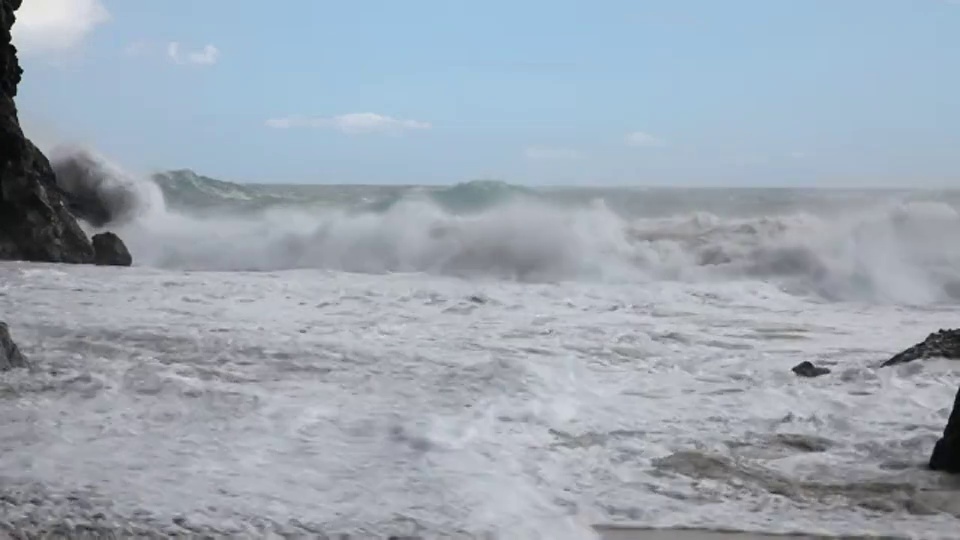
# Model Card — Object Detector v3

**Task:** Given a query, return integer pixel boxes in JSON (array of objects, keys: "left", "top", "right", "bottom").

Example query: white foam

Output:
[
  {"left": 50, "top": 149, "right": 960, "bottom": 305},
  {"left": 0, "top": 263, "right": 958, "bottom": 537},
  {"left": 111, "top": 196, "right": 960, "bottom": 304}
]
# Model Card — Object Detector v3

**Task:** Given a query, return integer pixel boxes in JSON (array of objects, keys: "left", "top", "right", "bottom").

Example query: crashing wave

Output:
[
  {"left": 46, "top": 148, "right": 960, "bottom": 304},
  {"left": 356, "top": 179, "right": 537, "bottom": 214},
  {"left": 151, "top": 169, "right": 295, "bottom": 211},
  {"left": 48, "top": 144, "right": 161, "bottom": 228}
]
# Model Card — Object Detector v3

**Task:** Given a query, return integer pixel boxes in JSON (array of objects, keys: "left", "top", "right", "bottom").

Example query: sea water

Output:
[{"left": 1, "top": 160, "right": 959, "bottom": 538}]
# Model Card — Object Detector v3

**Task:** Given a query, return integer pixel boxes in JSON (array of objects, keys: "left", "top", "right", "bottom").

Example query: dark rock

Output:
[
  {"left": 92, "top": 232, "right": 132, "bottom": 267},
  {"left": 0, "top": 136, "right": 96, "bottom": 263},
  {"left": 0, "top": 321, "right": 28, "bottom": 370},
  {"left": 0, "top": 0, "right": 113, "bottom": 264},
  {"left": 791, "top": 361, "right": 831, "bottom": 378},
  {"left": 881, "top": 328, "right": 960, "bottom": 367},
  {"left": 929, "top": 386, "right": 960, "bottom": 474}
]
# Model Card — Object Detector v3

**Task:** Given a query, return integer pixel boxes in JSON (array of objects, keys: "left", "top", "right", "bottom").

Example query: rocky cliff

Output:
[{"left": 0, "top": 0, "right": 101, "bottom": 264}]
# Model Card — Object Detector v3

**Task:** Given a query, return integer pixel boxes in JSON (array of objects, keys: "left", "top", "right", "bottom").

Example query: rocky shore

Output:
[
  {"left": 876, "top": 329, "right": 960, "bottom": 473},
  {"left": 881, "top": 329, "right": 960, "bottom": 368},
  {"left": 791, "top": 329, "right": 960, "bottom": 474},
  {"left": 0, "top": 0, "right": 130, "bottom": 267},
  {"left": 0, "top": 0, "right": 957, "bottom": 537}
]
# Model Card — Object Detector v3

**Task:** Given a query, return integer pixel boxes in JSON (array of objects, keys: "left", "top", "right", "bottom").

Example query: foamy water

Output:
[
  {"left": 116, "top": 189, "right": 960, "bottom": 303},
  {"left": 1, "top": 150, "right": 959, "bottom": 538},
  {"left": 1, "top": 262, "right": 960, "bottom": 538}
]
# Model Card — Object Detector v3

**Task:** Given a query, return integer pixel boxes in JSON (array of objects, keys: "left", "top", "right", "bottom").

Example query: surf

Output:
[{"left": 48, "top": 145, "right": 960, "bottom": 305}]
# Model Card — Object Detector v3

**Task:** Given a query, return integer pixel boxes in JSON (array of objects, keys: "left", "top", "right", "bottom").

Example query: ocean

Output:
[{"left": 1, "top": 162, "right": 960, "bottom": 538}]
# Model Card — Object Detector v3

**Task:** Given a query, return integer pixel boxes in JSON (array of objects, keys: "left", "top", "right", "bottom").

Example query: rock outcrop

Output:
[
  {"left": 92, "top": 231, "right": 132, "bottom": 266},
  {"left": 929, "top": 386, "right": 960, "bottom": 474},
  {"left": 881, "top": 329, "right": 960, "bottom": 368},
  {"left": 0, "top": 0, "right": 97, "bottom": 263},
  {"left": 0, "top": 0, "right": 132, "bottom": 265},
  {"left": 0, "top": 321, "right": 28, "bottom": 370},
  {"left": 877, "top": 329, "right": 960, "bottom": 475}
]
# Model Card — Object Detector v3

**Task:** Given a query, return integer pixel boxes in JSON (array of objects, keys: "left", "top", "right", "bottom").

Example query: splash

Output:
[
  {"left": 48, "top": 144, "right": 163, "bottom": 227},
  {"left": 54, "top": 148, "right": 960, "bottom": 305}
]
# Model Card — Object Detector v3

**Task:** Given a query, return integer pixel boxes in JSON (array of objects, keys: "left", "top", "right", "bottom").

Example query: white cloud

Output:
[
  {"left": 167, "top": 42, "right": 220, "bottom": 66},
  {"left": 123, "top": 41, "right": 149, "bottom": 57},
  {"left": 624, "top": 131, "right": 664, "bottom": 147},
  {"left": 266, "top": 113, "right": 432, "bottom": 135},
  {"left": 12, "top": 0, "right": 110, "bottom": 56},
  {"left": 524, "top": 146, "right": 583, "bottom": 160}
]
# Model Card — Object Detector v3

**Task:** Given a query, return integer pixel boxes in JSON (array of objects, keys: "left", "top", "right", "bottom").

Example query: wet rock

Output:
[
  {"left": 929, "top": 386, "right": 960, "bottom": 474},
  {"left": 882, "top": 329, "right": 960, "bottom": 367},
  {"left": 0, "top": 0, "right": 96, "bottom": 264},
  {"left": 0, "top": 321, "right": 28, "bottom": 370},
  {"left": 92, "top": 232, "right": 132, "bottom": 267},
  {"left": 791, "top": 361, "right": 830, "bottom": 378},
  {"left": 0, "top": 139, "right": 96, "bottom": 263}
]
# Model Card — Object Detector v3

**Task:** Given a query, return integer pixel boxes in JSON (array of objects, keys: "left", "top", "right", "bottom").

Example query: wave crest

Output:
[
  {"left": 49, "top": 145, "right": 163, "bottom": 228},
  {"left": 57, "top": 150, "right": 960, "bottom": 305}
]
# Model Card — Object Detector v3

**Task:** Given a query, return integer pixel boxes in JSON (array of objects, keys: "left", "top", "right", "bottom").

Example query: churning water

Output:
[{"left": 2, "top": 151, "right": 960, "bottom": 538}]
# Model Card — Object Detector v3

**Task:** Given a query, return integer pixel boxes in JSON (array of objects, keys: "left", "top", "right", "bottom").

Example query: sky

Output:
[{"left": 10, "top": 0, "right": 960, "bottom": 186}]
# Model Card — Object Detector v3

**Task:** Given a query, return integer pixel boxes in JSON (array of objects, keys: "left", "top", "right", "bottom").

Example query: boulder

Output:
[
  {"left": 0, "top": 321, "right": 28, "bottom": 370},
  {"left": 791, "top": 361, "right": 830, "bottom": 378},
  {"left": 881, "top": 329, "right": 960, "bottom": 367},
  {"left": 92, "top": 232, "right": 132, "bottom": 267},
  {"left": 929, "top": 386, "right": 960, "bottom": 474}
]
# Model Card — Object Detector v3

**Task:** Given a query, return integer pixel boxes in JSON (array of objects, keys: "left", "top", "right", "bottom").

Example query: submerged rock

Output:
[
  {"left": 92, "top": 232, "right": 133, "bottom": 267},
  {"left": 929, "top": 386, "right": 960, "bottom": 474},
  {"left": 791, "top": 361, "right": 830, "bottom": 378},
  {"left": 0, "top": 321, "right": 28, "bottom": 370},
  {"left": 881, "top": 329, "right": 960, "bottom": 367}
]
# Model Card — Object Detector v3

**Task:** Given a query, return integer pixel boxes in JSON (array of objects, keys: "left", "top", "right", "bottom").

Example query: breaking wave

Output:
[
  {"left": 368, "top": 179, "right": 539, "bottom": 214},
  {"left": 48, "top": 145, "right": 163, "bottom": 227},
  {"left": 57, "top": 148, "right": 960, "bottom": 304}
]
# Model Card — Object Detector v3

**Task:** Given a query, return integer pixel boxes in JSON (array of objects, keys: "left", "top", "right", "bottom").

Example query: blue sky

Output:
[{"left": 12, "top": 0, "right": 960, "bottom": 186}]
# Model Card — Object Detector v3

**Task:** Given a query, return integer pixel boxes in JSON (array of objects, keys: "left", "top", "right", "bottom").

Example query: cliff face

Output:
[{"left": 0, "top": 0, "right": 95, "bottom": 263}]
